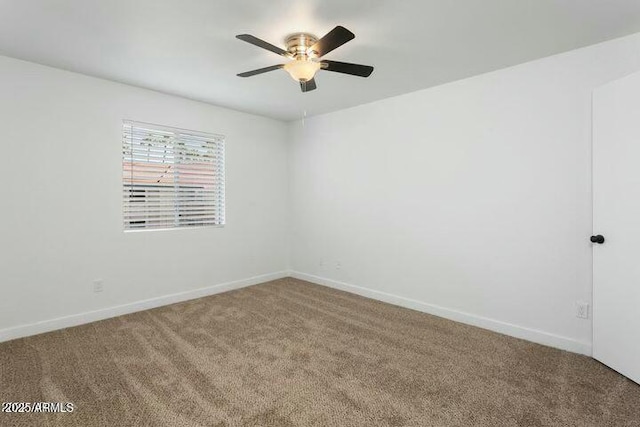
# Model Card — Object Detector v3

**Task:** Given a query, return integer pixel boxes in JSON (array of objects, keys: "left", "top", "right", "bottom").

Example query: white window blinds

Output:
[{"left": 123, "top": 121, "right": 225, "bottom": 230}]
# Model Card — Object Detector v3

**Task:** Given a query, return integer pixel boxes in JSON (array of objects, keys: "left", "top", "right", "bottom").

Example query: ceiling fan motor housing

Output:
[{"left": 285, "top": 33, "right": 319, "bottom": 60}]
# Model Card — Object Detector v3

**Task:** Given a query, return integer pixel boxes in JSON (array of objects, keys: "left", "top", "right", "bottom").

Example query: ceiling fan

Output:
[{"left": 236, "top": 26, "right": 374, "bottom": 92}]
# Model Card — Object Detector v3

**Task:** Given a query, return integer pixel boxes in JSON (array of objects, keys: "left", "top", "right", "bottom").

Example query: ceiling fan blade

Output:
[
  {"left": 309, "top": 26, "right": 355, "bottom": 57},
  {"left": 300, "top": 78, "right": 317, "bottom": 92},
  {"left": 321, "top": 60, "right": 374, "bottom": 77},
  {"left": 237, "top": 64, "right": 284, "bottom": 78},
  {"left": 236, "top": 34, "right": 290, "bottom": 57}
]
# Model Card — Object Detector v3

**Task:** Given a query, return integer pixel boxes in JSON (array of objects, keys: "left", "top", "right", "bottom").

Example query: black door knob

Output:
[{"left": 590, "top": 235, "right": 605, "bottom": 244}]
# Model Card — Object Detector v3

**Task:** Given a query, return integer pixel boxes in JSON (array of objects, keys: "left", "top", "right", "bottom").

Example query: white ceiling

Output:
[{"left": 1, "top": 1, "right": 640, "bottom": 121}]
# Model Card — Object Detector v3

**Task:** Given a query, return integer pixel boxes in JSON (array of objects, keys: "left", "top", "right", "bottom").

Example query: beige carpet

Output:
[{"left": 1, "top": 278, "right": 639, "bottom": 427}]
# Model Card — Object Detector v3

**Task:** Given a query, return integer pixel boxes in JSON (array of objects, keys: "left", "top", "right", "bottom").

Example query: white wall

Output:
[
  {"left": 289, "top": 33, "right": 640, "bottom": 355},
  {"left": 0, "top": 55, "right": 289, "bottom": 339}
]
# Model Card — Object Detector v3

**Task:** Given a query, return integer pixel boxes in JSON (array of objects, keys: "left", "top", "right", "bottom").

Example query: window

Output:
[{"left": 122, "top": 121, "right": 225, "bottom": 230}]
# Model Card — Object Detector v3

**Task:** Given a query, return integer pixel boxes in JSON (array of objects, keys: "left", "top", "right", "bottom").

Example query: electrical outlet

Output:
[
  {"left": 93, "top": 279, "right": 104, "bottom": 293},
  {"left": 336, "top": 262, "right": 342, "bottom": 270},
  {"left": 576, "top": 301, "right": 589, "bottom": 319}
]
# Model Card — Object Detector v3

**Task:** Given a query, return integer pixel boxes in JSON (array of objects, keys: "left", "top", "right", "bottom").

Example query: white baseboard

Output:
[
  {"left": 0, "top": 271, "right": 288, "bottom": 343},
  {"left": 2, "top": 270, "right": 593, "bottom": 356},
  {"left": 290, "top": 271, "right": 592, "bottom": 356}
]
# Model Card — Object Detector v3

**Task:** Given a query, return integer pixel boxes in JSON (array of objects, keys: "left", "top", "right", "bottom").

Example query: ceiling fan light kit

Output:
[
  {"left": 283, "top": 33, "right": 320, "bottom": 82},
  {"left": 283, "top": 59, "right": 321, "bottom": 82},
  {"left": 236, "top": 26, "right": 374, "bottom": 92}
]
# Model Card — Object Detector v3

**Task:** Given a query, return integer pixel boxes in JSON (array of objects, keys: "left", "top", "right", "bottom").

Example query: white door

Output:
[{"left": 593, "top": 71, "right": 640, "bottom": 384}]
